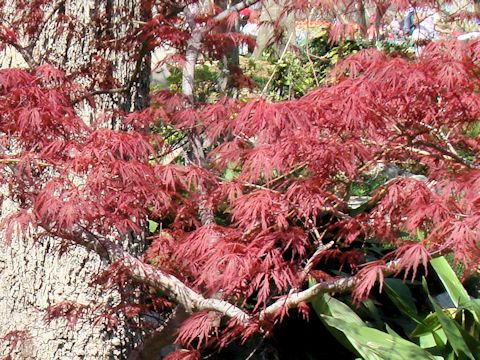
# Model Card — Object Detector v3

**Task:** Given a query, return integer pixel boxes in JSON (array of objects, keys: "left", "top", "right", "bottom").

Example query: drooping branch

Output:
[
  {"left": 259, "top": 259, "right": 401, "bottom": 320},
  {"left": 61, "top": 227, "right": 252, "bottom": 324},
  {"left": 62, "top": 225, "right": 416, "bottom": 326}
]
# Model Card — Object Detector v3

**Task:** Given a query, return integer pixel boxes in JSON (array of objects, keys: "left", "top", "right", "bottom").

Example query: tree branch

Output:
[
  {"left": 413, "top": 139, "right": 476, "bottom": 169},
  {"left": 299, "top": 239, "right": 334, "bottom": 282},
  {"left": 259, "top": 275, "right": 357, "bottom": 320},
  {"left": 212, "top": 0, "right": 262, "bottom": 23},
  {"left": 39, "top": 221, "right": 441, "bottom": 329},
  {"left": 9, "top": 43, "right": 37, "bottom": 69},
  {"left": 181, "top": 0, "right": 261, "bottom": 102},
  {"left": 259, "top": 259, "right": 401, "bottom": 320},
  {"left": 65, "top": 228, "right": 251, "bottom": 324}
]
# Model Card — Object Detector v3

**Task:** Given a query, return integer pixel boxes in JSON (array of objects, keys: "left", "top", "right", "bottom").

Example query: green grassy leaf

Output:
[
  {"left": 423, "top": 278, "right": 476, "bottom": 360},
  {"left": 384, "top": 278, "right": 421, "bottom": 323},
  {"left": 410, "top": 313, "right": 442, "bottom": 337},
  {"left": 311, "top": 292, "right": 364, "bottom": 325},
  {"left": 322, "top": 316, "right": 438, "bottom": 360},
  {"left": 148, "top": 219, "right": 159, "bottom": 233},
  {"left": 461, "top": 299, "right": 480, "bottom": 323},
  {"left": 310, "top": 284, "right": 364, "bottom": 356},
  {"left": 430, "top": 257, "right": 470, "bottom": 308}
]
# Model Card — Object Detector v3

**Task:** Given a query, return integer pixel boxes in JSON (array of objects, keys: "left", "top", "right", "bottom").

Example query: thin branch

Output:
[
  {"left": 261, "top": 32, "right": 295, "bottom": 97},
  {"left": 413, "top": 139, "right": 476, "bottom": 169},
  {"left": 0, "top": 157, "right": 52, "bottom": 168},
  {"left": 6, "top": 0, "right": 65, "bottom": 69},
  {"left": 56, "top": 227, "right": 252, "bottom": 324},
  {"left": 419, "top": 121, "right": 459, "bottom": 156},
  {"left": 181, "top": 0, "right": 261, "bottom": 102},
  {"left": 259, "top": 259, "right": 401, "bottom": 320},
  {"left": 259, "top": 275, "right": 357, "bottom": 320},
  {"left": 300, "top": 239, "right": 334, "bottom": 282},
  {"left": 304, "top": 8, "right": 320, "bottom": 88},
  {"left": 265, "top": 163, "right": 307, "bottom": 188}
]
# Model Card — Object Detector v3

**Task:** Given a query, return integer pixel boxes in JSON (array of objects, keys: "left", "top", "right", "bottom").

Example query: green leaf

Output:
[
  {"left": 418, "top": 332, "right": 436, "bottom": 349},
  {"left": 455, "top": 324, "right": 480, "bottom": 358},
  {"left": 361, "top": 299, "right": 384, "bottom": 328},
  {"left": 430, "top": 257, "right": 470, "bottom": 307},
  {"left": 461, "top": 299, "right": 480, "bottom": 323},
  {"left": 384, "top": 278, "right": 421, "bottom": 323},
  {"left": 416, "top": 228, "right": 425, "bottom": 241},
  {"left": 431, "top": 329, "right": 447, "bottom": 352},
  {"left": 223, "top": 162, "right": 240, "bottom": 181},
  {"left": 322, "top": 316, "right": 438, "bottom": 360},
  {"left": 148, "top": 219, "right": 159, "bottom": 233},
  {"left": 311, "top": 292, "right": 364, "bottom": 326},
  {"left": 310, "top": 285, "right": 364, "bottom": 356},
  {"left": 423, "top": 278, "right": 476, "bottom": 360},
  {"left": 419, "top": 331, "right": 447, "bottom": 359},
  {"left": 411, "top": 313, "right": 442, "bottom": 337}
]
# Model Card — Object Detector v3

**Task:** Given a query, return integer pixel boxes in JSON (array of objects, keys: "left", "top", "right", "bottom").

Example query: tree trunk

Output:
[
  {"left": 0, "top": 1, "right": 151, "bottom": 359},
  {"left": 356, "top": 0, "right": 367, "bottom": 35},
  {"left": 253, "top": 0, "right": 296, "bottom": 59}
]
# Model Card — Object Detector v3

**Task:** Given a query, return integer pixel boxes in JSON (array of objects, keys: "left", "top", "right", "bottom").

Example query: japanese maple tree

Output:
[{"left": 1, "top": 0, "right": 480, "bottom": 358}]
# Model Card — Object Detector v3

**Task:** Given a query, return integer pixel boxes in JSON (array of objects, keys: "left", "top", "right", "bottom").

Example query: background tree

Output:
[{"left": 0, "top": 0, "right": 151, "bottom": 358}]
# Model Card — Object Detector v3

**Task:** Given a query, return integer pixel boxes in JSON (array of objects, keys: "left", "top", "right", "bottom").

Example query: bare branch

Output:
[
  {"left": 300, "top": 240, "right": 334, "bottom": 282},
  {"left": 64, "top": 228, "right": 251, "bottom": 324},
  {"left": 212, "top": 0, "right": 261, "bottom": 23},
  {"left": 413, "top": 139, "right": 476, "bottom": 169},
  {"left": 259, "top": 276, "right": 357, "bottom": 320},
  {"left": 260, "top": 259, "right": 401, "bottom": 320}
]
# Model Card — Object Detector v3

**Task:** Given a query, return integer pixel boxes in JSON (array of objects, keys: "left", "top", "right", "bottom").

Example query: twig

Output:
[
  {"left": 413, "top": 139, "right": 476, "bottom": 169},
  {"left": 265, "top": 163, "right": 307, "bottom": 188},
  {"left": 300, "top": 238, "right": 334, "bottom": 282},
  {"left": 259, "top": 258, "right": 401, "bottom": 320},
  {"left": 261, "top": 31, "right": 295, "bottom": 97},
  {"left": 71, "top": 87, "right": 128, "bottom": 105},
  {"left": 244, "top": 319, "right": 279, "bottom": 360},
  {"left": 0, "top": 158, "right": 52, "bottom": 168},
  {"left": 304, "top": 8, "right": 320, "bottom": 88}
]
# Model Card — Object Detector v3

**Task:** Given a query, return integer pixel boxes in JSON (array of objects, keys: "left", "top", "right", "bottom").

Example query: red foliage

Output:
[
  {"left": 352, "top": 261, "right": 387, "bottom": 303},
  {"left": 45, "top": 301, "right": 88, "bottom": 328},
  {"left": 2, "top": 0, "right": 480, "bottom": 356},
  {"left": 1, "top": 329, "right": 29, "bottom": 358}
]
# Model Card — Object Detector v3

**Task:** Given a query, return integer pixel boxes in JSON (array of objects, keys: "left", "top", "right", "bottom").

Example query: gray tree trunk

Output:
[
  {"left": 253, "top": 0, "right": 296, "bottom": 59},
  {"left": 0, "top": 1, "right": 151, "bottom": 359}
]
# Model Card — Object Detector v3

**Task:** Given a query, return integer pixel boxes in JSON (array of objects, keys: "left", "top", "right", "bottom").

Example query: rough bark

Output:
[
  {"left": 0, "top": 1, "right": 151, "bottom": 359},
  {"left": 0, "top": 196, "right": 127, "bottom": 359},
  {"left": 253, "top": 0, "right": 296, "bottom": 59}
]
